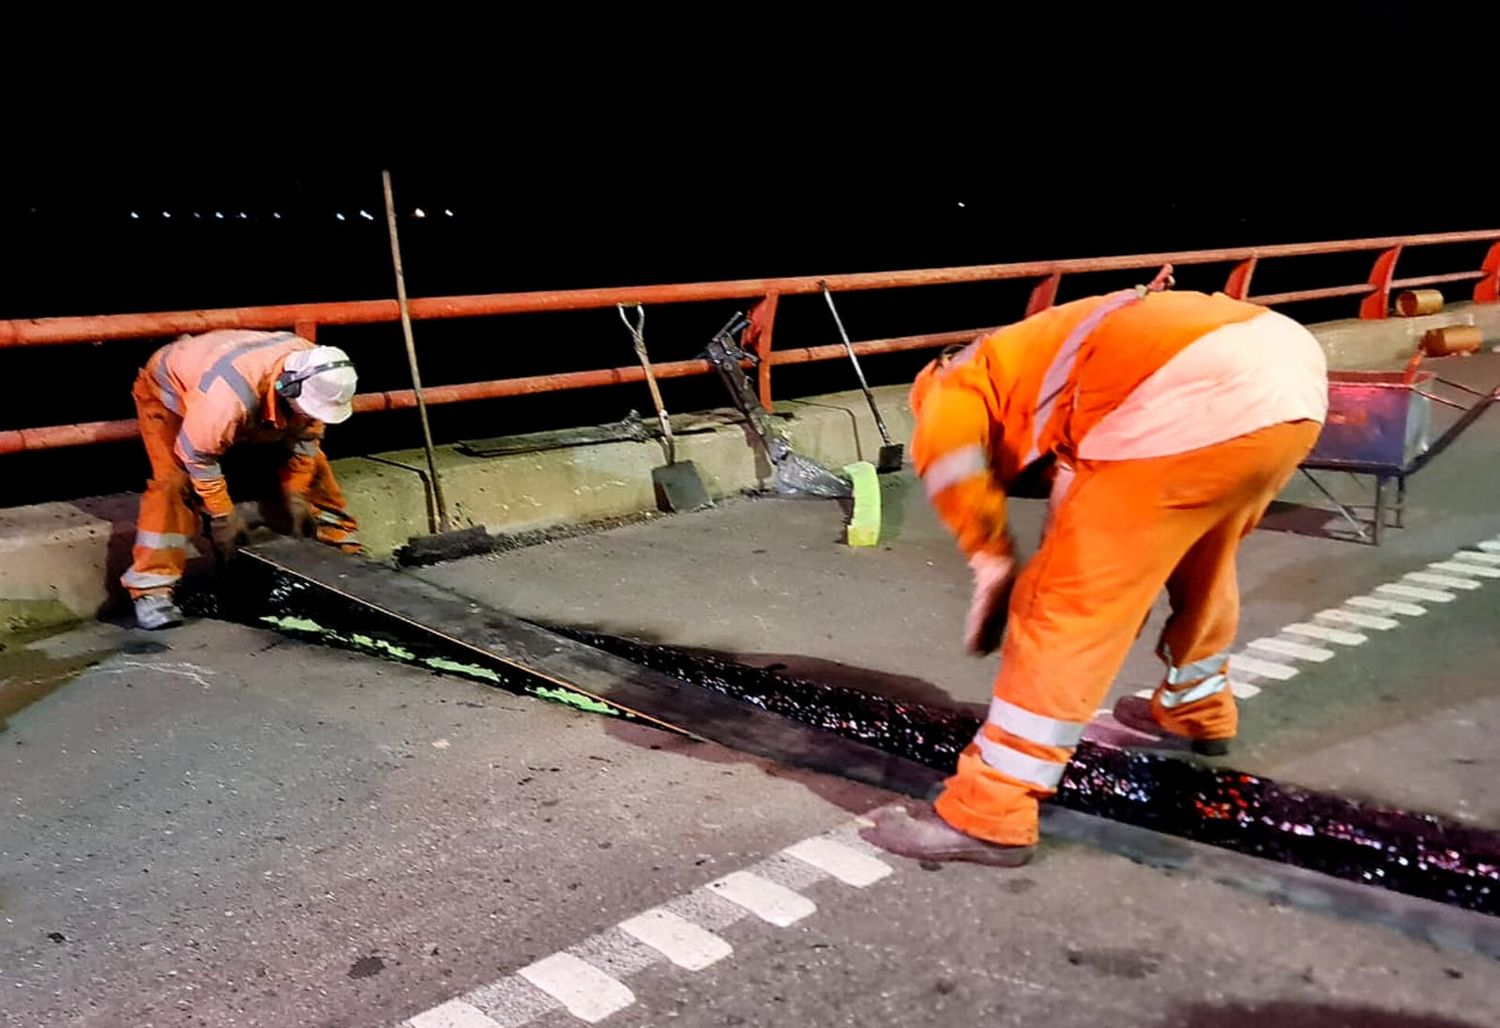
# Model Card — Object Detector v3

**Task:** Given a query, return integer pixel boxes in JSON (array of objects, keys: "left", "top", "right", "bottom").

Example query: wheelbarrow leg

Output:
[
  {"left": 1373, "top": 477, "right": 1385, "bottom": 547},
  {"left": 1299, "top": 468, "right": 1371, "bottom": 544},
  {"left": 1396, "top": 476, "right": 1407, "bottom": 530}
]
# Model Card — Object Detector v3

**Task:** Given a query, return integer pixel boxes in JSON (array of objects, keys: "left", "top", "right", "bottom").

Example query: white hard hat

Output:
[{"left": 282, "top": 346, "right": 358, "bottom": 424}]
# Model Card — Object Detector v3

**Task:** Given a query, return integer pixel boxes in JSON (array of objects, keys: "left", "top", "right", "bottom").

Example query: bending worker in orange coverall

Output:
[
  {"left": 862, "top": 277, "right": 1328, "bottom": 867},
  {"left": 121, "top": 330, "right": 362, "bottom": 630}
]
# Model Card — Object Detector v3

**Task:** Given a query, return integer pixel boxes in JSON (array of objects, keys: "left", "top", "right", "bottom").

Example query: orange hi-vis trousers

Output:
[
  {"left": 121, "top": 374, "right": 360, "bottom": 600},
  {"left": 933, "top": 419, "right": 1322, "bottom": 847}
]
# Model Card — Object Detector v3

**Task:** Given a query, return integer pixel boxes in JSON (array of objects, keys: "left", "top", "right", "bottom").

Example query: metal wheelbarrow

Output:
[{"left": 1299, "top": 369, "right": 1499, "bottom": 544}]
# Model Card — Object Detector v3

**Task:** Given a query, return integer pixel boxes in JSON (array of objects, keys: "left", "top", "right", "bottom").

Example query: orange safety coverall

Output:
[
  {"left": 121, "top": 330, "right": 361, "bottom": 600},
  {"left": 911, "top": 289, "right": 1327, "bottom": 847}
]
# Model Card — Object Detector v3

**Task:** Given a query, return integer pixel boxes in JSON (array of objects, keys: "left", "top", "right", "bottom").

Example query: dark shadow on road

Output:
[{"left": 1162, "top": 1001, "right": 1487, "bottom": 1028}]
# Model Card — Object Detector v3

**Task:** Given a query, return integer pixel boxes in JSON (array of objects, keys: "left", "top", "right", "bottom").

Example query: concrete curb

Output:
[{"left": 2, "top": 304, "right": 1496, "bottom": 635}]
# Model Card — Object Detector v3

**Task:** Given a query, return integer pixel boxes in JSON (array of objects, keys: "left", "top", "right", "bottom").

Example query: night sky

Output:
[{"left": 2, "top": 3, "right": 1492, "bottom": 502}]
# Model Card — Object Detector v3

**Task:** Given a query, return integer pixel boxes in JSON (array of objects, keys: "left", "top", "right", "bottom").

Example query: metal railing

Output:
[{"left": 2, "top": 229, "right": 1497, "bottom": 456}]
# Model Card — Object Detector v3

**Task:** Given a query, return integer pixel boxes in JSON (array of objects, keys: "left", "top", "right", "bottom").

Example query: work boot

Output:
[
  {"left": 1111, "top": 696, "right": 1231, "bottom": 757},
  {"left": 859, "top": 805, "right": 1035, "bottom": 867},
  {"left": 134, "top": 594, "right": 184, "bottom": 631}
]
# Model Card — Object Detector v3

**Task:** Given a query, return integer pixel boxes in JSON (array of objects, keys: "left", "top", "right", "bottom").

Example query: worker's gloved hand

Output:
[
  {"left": 210, "top": 511, "right": 249, "bottom": 562},
  {"left": 286, "top": 493, "right": 315, "bottom": 540},
  {"left": 964, "top": 550, "right": 1017, "bottom": 656}
]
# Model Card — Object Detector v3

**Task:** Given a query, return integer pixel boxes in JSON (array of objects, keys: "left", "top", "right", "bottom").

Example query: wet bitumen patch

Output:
[{"left": 184, "top": 559, "right": 1500, "bottom": 918}]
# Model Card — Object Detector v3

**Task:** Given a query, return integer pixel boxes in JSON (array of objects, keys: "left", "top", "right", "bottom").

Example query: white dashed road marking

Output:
[
  {"left": 406, "top": 999, "right": 502, "bottom": 1028},
  {"left": 1347, "top": 595, "right": 1427, "bottom": 616},
  {"left": 1229, "top": 654, "right": 1300, "bottom": 680},
  {"left": 708, "top": 871, "right": 817, "bottom": 927},
  {"left": 1247, "top": 637, "right": 1336, "bottom": 662},
  {"left": 619, "top": 909, "right": 732, "bottom": 970},
  {"left": 517, "top": 953, "right": 635, "bottom": 1024},
  {"left": 1283, "top": 622, "right": 1368, "bottom": 646},
  {"left": 1315, "top": 608, "right": 1399, "bottom": 631},
  {"left": 1453, "top": 550, "right": 1500, "bottom": 565},
  {"left": 784, "top": 837, "right": 894, "bottom": 887},
  {"left": 1405, "top": 571, "right": 1481, "bottom": 591},
  {"left": 1377, "top": 582, "right": 1454, "bottom": 603},
  {"left": 1431, "top": 560, "right": 1500, "bottom": 578}
]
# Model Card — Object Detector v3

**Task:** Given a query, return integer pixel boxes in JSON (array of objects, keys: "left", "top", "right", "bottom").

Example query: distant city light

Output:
[
  {"left": 443, "top": 208, "right": 454, "bottom": 217},
  {"left": 215, "top": 212, "right": 224, "bottom": 219},
  {"left": 957, "top": 201, "right": 966, "bottom": 208},
  {"left": 237, "top": 212, "right": 248, "bottom": 219},
  {"left": 272, "top": 212, "right": 282, "bottom": 219},
  {"left": 336, "top": 212, "right": 347, "bottom": 221},
  {"left": 193, "top": 212, "right": 202, "bottom": 219},
  {"left": 359, "top": 210, "right": 374, "bottom": 221},
  {"left": 130, "top": 212, "right": 140, "bottom": 219},
  {"left": 413, "top": 208, "right": 427, "bottom": 219},
  {"left": 162, "top": 211, "right": 171, "bottom": 218}
]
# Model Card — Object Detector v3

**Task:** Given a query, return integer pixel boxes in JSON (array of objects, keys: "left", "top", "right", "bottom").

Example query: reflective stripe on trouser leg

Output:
[
  {"left": 1164, "top": 648, "right": 1231, "bottom": 685},
  {"left": 1158, "top": 673, "right": 1230, "bottom": 709},
  {"left": 123, "top": 396, "right": 200, "bottom": 600},
  {"left": 985, "top": 696, "right": 1087, "bottom": 748},
  {"left": 972, "top": 730, "right": 1069, "bottom": 791},
  {"left": 304, "top": 454, "right": 361, "bottom": 551}
]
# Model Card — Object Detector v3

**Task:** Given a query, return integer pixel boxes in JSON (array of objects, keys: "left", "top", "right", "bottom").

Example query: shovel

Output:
[
  {"left": 618, "top": 303, "right": 713, "bottom": 512},
  {"left": 819, "top": 282, "right": 904, "bottom": 472}
]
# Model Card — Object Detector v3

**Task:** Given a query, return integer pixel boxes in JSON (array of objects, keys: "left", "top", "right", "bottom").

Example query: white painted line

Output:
[
  {"left": 618, "top": 908, "right": 732, "bottom": 970},
  {"left": 1478, "top": 540, "right": 1500, "bottom": 553},
  {"left": 1283, "top": 622, "right": 1368, "bottom": 646},
  {"left": 707, "top": 871, "right": 816, "bottom": 927},
  {"left": 406, "top": 999, "right": 503, "bottom": 1028},
  {"left": 1436, "top": 560, "right": 1500, "bottom": 578},
  {"left": 1316, "top": 608, "right": 1399, "bottom": 631},
  {"left": 1451, "top": 550, "right": 1500, "bottom": 566},
  {"left": 784, "top": 836, "right": 893, "bottom": 887},
  {"left": 517, "top": 953, "right": 635, "bottom": 1024},
  {"left": 1405, "top": 571, "right": 1481, "bottom": 591},
  {"left": 1230, "top": 680, "right": 1262, "bottom": 700},
  {"left": 1348, "top": 594, "right": 1427, "bottom": 616},
  {"left": 1377, "top": 582, "right": 1454, "bottom": 603},
  {"left": 1230, "top": 654, "right": 1299, "bottom": 681},
  {"left": 1247, "top": 637, "right": 1335, "bottom": 662}
]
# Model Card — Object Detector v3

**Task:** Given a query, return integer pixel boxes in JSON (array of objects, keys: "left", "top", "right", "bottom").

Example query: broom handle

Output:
[
  {"left": 382, "top": 170, "right": 451, "bottom": 532},
  {"left": 820, "top": 282, "right": 894, "bottom": 445},
  {"left": 619, "top": 305, "right": 676, "bottom": 464}
]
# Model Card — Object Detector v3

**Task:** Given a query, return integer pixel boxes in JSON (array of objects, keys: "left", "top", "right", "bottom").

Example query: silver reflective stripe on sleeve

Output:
[
  {"left": 1158, "top": 674, "right": 1230, "bottom": 709},
  {"left": 1166, "top": 650, "right": 1230, "bottom": 685},
  {"left": 922, "top": 445, "right": 988, "bottom": 500},
  {"left": 1021, "top": 288, "right": 1144, "bottom": 466},
  {"left": 135, "top": 530, "right": 192, "bottom": 552},
  {"left": 199, "top": 333, "right": 297, "bottom": 412},
  {"left": 292, "top": 439, "right": 321, "bottom": 457},
  {"left": 315, "top": 511, "right": 345, "bottom": 526},
  {"left": 154, "top": 360, "right": 183, "bottom": 415},
  {"left": 986, "top": 696, "right": 1086, "bottom": 749},
  {"left": 973, "top": 732, "right": 1067, "bottom": 791},
  {"left": 177, "top": 433, "right": 223, "bottom": 481},
  {"left": 121, "top": 569, "right": 181, "bottom": 590}
]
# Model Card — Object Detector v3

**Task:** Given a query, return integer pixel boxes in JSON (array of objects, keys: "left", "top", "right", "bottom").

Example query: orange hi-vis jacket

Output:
[
  {"left": 142, "top": 330, "right": 326, "bottom": 519},
  {"left": 910, "top": 290, "right": 1273, "bottom": 559}
]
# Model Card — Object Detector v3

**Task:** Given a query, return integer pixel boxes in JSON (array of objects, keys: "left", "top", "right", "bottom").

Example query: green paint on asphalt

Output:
[{"left": 257, "top": 614, "right": 622, "bottom": 717}]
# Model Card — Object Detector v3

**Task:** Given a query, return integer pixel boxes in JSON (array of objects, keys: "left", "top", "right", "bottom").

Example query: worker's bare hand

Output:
[
  {"left": 210, "top": 511, "right": 249, "bottom": 562},
  {"left": 286, "top": 493, "right": 315, "bottom": 540},
  {"left": 964, "top": 551, "right": 1016, "bottom": 655}
]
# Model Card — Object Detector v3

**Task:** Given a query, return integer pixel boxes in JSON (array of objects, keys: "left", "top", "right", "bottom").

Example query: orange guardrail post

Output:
[
  {"left": 1359, "top": 246, "right": 1402, "bottom": 319},
  {"left": 1224, "top": 257, "right": 1258, "bottom": 300},
  {"left": 1025, "top": 272, "right": 1061, "bottom": 316},
  {"left": 1477, "top": 241, "right": 1500, "bottom": 304},
  {"left": 745, "top": 292, "right": 780, "bottom": 408}
]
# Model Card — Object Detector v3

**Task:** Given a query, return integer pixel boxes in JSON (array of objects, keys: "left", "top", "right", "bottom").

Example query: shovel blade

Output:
[
  {"left": 876, "top": 443, "right": 905, "bottom": 473},
  {"left": 652, "top": 461, "right": 713, "bottom": 513}
]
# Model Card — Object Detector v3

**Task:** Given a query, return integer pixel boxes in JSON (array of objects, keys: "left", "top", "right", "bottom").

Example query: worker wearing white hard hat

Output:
[{"left": 122, "top": 330, "right": 364, "bottom": 630}]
